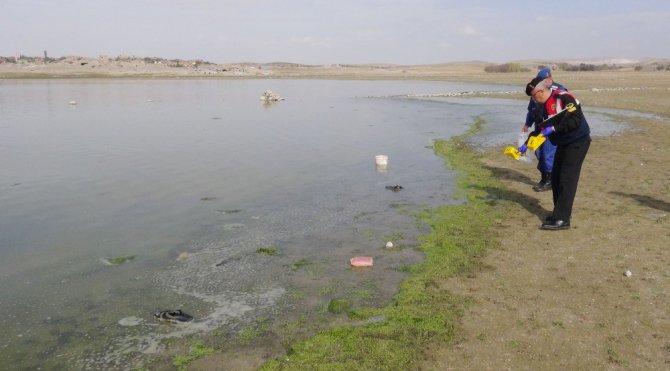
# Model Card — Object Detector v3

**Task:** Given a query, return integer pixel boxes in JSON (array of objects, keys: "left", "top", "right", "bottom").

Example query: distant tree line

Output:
[
  {"left": 555, "top": 63, "right": 621, "bottom": 71},
  {"left": 483, "top": 62, "right": 670, "bottom": 73},
  {"left": 483, "top": 63, "right": 530, "bottom": 73}
]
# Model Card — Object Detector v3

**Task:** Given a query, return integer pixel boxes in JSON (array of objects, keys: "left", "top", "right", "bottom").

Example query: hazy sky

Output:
[{"left": 1, "top": 0, "right": 669, "bottom": 65}]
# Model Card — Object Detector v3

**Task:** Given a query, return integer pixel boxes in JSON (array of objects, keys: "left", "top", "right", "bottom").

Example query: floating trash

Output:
[
  {"left": 154, "top": 309, "right": 193, "bottom": 323},
  {"left": 375, "top": 155, "right": 388, "bottom": 172},
  {"left": 624, "top": 270, "right": 632, "bottom": 277},
  {"left": 68, "top": 100, "right": 77, "bottom": 105},
  {"left": 385, "top": 241, "right": 394, "bottom": 248},
  {"left": 350, "top": 256, "right": 373, "bottom": 267},
  {"left": 385, "top": 185, "right": 403, "bottom": 192}
]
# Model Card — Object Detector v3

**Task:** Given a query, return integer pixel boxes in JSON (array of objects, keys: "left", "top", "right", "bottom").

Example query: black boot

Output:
[{"left": 533, "top": 172, "right": 552, "bottom": 192}]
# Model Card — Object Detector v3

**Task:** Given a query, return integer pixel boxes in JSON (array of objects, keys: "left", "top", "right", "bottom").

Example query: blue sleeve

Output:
[{"left": 525, "top": 99, "right": 535, "bottom": 127}]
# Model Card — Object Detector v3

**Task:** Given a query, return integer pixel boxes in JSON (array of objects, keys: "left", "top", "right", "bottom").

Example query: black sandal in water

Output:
[{"left": 154, "top": 309, "right": 193, "bottom": 323}]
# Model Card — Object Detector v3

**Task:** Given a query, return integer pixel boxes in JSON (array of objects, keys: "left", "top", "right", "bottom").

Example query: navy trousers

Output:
[{"left": 550, "top": 137, "right": 591, "bottom": 221}]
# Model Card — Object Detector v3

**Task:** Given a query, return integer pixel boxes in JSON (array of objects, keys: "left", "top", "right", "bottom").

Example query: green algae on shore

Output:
[
  {"left": 260, "top": 117, "right": 508, "bottom": 370},
  {"left": 102, "top": 255, "right": 136, "bottom": 266},
  {"left": 256, "top": 247, "right": 279, "bottom": 256}
]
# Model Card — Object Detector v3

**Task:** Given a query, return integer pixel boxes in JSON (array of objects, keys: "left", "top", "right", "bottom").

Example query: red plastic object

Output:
[{"left": 350, "top": 256, "right": 373, "bottom": 267}]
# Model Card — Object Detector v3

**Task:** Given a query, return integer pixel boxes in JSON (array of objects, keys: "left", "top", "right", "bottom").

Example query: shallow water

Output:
[{"left": 0, "top": 79, "right": 636, "bottom": 368}]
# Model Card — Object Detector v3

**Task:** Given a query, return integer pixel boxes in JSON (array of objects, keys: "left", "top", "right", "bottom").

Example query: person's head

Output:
[
  {"left": 536, "top": 67, "right": 553, "bottom": 84},
  {"left": 525, "top": 76, "right": 551, "bottom": 103}
]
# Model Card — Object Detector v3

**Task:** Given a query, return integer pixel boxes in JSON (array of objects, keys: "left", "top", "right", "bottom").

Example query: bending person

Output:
[
  {"left": 521, "top": 77, "right": 591, "bottom": 230},
  {"left": 522, "top": 67, "right": 566, "bottom": 192}
]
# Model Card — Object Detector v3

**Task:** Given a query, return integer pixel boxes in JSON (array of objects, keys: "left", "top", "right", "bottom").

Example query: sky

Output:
[{"left": 1, "top": 0, "right": 669, "bottom": 65}]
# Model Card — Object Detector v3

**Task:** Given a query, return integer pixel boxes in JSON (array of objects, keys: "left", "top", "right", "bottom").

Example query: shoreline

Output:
[
  {"left": 237, "top": 72, "right": 670, "bottom": 369},
  {"left": 3, "top": 70, "right": 668, "bottom": 369}
]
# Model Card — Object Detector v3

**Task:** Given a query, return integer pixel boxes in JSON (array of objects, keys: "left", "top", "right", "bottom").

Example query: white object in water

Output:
[
  {"left": 375, "top": 154, "right": 388, "bottom": 172},
  {"left": 68, "top": 100, "right": 77, "bottom": 105},
  {"left": 375, "top": 155, "right": 388, "bottom": 166},
  {"left": 624, "top": 270, "right": 632, "bottom": 277},
  {"left": 385, "top": 241, "right": 394, "bottom": 248}
]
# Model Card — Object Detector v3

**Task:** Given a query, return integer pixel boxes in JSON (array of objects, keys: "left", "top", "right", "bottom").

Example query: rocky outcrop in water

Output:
[{"left": 260, "top": 89, "right": 284, "bottom": 102}]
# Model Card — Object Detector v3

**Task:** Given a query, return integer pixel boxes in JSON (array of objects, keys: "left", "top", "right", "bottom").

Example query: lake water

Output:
[{"left": 0, "top": 79, "right": 630, "bottom": 369}]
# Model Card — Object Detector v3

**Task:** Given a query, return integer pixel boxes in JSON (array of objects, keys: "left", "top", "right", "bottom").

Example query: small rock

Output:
[{"left": 624, "top": 270, "right": 632, "bottom": 277}]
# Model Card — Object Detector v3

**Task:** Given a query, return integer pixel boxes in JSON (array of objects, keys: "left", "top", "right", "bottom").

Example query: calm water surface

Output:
[{"left": 0, "top": 79, "right": 628, "bottom": 368}]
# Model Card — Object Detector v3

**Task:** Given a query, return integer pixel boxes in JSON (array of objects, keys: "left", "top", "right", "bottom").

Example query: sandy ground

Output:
[
  {"left": 3, "top": 59, "right": 668, "bottom": 369},
  {"left": 419, "top": 116, "right": 670, "bottom": 370}
]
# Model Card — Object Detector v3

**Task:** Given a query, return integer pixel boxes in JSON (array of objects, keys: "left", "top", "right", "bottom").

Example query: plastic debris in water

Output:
[
  {"left": 154, "top": 309, "right": 193, "bottom": 323},
  {"left": 624, "top": 270, "right": 632, "bottom": 277},
  {"left": 385, "top": 241, "right": 394, "bottom": 248},
  {"left": 350, "top": 256, "right": 373, "bottom": 267}
]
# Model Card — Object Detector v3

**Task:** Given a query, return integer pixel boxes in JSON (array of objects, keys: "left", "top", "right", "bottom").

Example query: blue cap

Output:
[{"left": 536, "top": 68, "right": 551, "bottom": 79}]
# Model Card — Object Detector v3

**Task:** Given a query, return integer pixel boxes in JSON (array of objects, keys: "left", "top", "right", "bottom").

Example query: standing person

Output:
[
  {"left": 522, "top": 67, "right": 566, "bottom": 192},
  {"left": 519, "top": 77, "right": 591, "bottom": 230}
]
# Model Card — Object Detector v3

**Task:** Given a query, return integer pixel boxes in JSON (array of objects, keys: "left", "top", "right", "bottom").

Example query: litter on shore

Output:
[{"left": 350, "top": 256, "right": 374, "bottom": 267}]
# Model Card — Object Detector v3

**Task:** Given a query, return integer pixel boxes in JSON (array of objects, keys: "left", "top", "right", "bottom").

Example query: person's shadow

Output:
[
  {"left": 610, "top": 192, "right": 670, "bottom": 212},
  {"left": 475, "top": 165, "right": 550, "bottom": 221},
  {"left": 485, "top": 164, "right": 536, "bottom": 186}
]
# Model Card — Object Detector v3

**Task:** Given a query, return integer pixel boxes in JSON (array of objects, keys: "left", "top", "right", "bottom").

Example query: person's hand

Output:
[
  {"left": 521, "top": 125, "right": 529, "bottom": 133},
  {"left": 541, "top": 126, "right": 555, "bottom": 136},
  {"left": 518, "top": 144, "right": 528, "bottom": 154}
]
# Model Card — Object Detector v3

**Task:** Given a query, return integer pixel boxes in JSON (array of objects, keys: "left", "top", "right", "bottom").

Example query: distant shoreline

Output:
[{"left": 2, "top": 55, "right": 668, "bottom": 80}]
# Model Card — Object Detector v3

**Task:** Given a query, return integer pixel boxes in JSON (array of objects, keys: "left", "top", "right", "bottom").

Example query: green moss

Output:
[
  {"left": 319, "top": 286, "right": 336, "bottom": 296},
  {"left": 290, "top": 259, "right": 308, "bottom": 271},
  {"left": 327, "top": 299, "right": 353, "bottom": 314},
  {"left": 172, "top": 341, "right": 215, "bottom": 371},
  {"left": 105, "top": 255, "right": 135, "bottom": 265},
  {"left": 287, "top": 290, "right": 305, "bottom": 300},
  {"left": 261, "top": 117, "right": 506, "bottom": 370},
  {"left": 238, "top": 321, "right": 270, "bottom": 345},
  {"left": 256, "top": 247, "right": 279, "bottom": 255}
]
